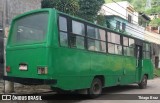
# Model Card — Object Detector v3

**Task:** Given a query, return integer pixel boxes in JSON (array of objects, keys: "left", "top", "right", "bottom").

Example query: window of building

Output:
[
  {"left": 122, "top": 23, "right": 126, "bottom": 31},
  {"left": 128, "top": 14, "right": 132, "bottom": 23},
  {"left": 116, "top": 21, "right": 120, "bottom": 30},
  {"left": 59, "top": 16, "right": 68, "bottom": 47}
]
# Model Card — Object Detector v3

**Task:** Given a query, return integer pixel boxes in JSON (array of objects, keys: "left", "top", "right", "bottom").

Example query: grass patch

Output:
[{"left": 154, "top": 69, "right": 160, "bottom": 77}]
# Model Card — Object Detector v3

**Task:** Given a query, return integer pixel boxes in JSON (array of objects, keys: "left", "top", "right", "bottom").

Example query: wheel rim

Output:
[
  {"left": 92, "top": 81, "right": 101, "bottom": 94},
  {"left": 142, "top": 77, "right": 147, "bottom": 85}
]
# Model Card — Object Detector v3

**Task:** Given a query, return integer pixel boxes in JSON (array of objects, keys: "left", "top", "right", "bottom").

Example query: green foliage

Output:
[
  {"left": 154, "top": 68, "right": 160, "bottom": 77},
  {"left": 78, "top": 0, "right": 105, "bottom": 22},
  {"left": 96, "top": 14, "right": 106, "bottom": 26},
  {"left": 149, "top": 18, "right": 160, "bottom": 27},
  {"left": 41, "top": 0, "right": 79, "bottom": 15},
  {"left": 42, "top": 0, "right": 105, "bottom": 22},
  {"left": 145, "top": 6, "right": 160, "bottom": 15},
  {"left": 132, "top": 0, "right": 146, "bottom": 12}
]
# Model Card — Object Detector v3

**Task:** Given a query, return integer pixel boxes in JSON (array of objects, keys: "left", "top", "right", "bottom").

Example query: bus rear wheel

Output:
[
  {"left": 138, "top": 75, "right": 147, "bottom": 89},
  {"left": 88, "top": 78, "right": 102, "bottom": 98}
]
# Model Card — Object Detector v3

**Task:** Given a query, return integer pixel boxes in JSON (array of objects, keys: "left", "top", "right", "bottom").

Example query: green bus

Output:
[{"left": 4, "top": 9, "right": 153, "bottom": 97}]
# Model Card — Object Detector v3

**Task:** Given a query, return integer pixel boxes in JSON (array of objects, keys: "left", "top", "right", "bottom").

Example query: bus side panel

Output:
[
  {"left": 141, "top": 59, "right": 154, "bottom": 80},
  {"left": 120, "top": 57, "right": 136, "bottom": 85},
  {"left": 6, "top": 47, "right": 50, "bottom": 79},
  {"left": 51, "top": 48, "right": 93, "bottom": 90},
  {"left": 90, "top": 54, "right": 124, "bottom": 87}
]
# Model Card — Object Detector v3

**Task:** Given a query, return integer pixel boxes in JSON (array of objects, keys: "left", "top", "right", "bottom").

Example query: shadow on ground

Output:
[{"left": 42, "top": 84, "right": 140, "bottom": 101}]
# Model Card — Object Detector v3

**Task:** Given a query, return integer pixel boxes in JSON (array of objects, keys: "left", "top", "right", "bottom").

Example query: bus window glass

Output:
[
  {"left": 88, "top": 39, "right": 99, "bottom": 51},
  {"left": 124, "top": 47, "right": 134, "bottom": 56},
  {"left": 87, "top": 26, "right": 100, "bottom": 40},
  {"left": 115, "top": 45, "right": 122, "bottom": 54},
  {"left": 123, "top": 37, "right": 128, "bottom": 46},
  {"left": 129, "top": 38, "right": 134, "bottom": 47},
  {"left": 146, "top": 52, "right": 150, "bottom": 59},
  {"left": 59, "top": 16, "right": 68, "bottom": 47},
  {"left": 59, "top": 16, "right": 67, "bottom": 31},
  {"left": 143, "top": 43, "right": 150, "bottom": 59},
  {"left": 12, "top": 12, "right": 49, "bottom": 45},
  {"left": 101, "top": 41, "right": 106, "bottom": 52},
  {"left": 108, "top": 33, "right": 120, "bottom": 44},
  {"left": 72, "top": 21, "right": 85, "bottom": 35},
  {"left": 129, "top": 47, "right": 134, "bottom": 56},
  {"left": 99, "top": 29, "right": 106, "bottom": 41},
  {"left": 146, "top": 44, "right": 150, "bottom": 51},
  {"left": 108, "top": 43, "right": 115, "bottom": 53},
  {"left": 60, "top": 32, "right": 68, "bottom": 47},
  {"left": 115, "top": 34, "right": 120, "bottom": 44},
  {"left": 70, "top": 36, "right": 84, "bottom": 49}
]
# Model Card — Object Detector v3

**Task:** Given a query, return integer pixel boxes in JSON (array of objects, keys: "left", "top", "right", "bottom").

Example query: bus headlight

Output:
[{"left": 37, "top": 67, "right": 48, "bottom": 74}]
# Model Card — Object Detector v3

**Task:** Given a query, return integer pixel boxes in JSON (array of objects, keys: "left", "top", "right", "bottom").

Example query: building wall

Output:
[
  {"left": 101, "top": 1, "right": 138, "bottom": 25},
  {"left": 126, "top": 23, "right": 145, "bottom": 40},
  {"left": 0, "top": 0, "right": 42, "bottom": 78},
  {"left": 145, "top": 31, "right": 160, "bottom": 44},
  {"left": 0, "top": 0, "right": 3, "bottom": 28},
  {"left": 106, "top": 15, "right": 145, "bottom": 40},
  {"left": 0, "top": 0, "right": 41, "bottom": 27},
  {"left": 106, "top": 16, "right": 128, "bottom": 31}
]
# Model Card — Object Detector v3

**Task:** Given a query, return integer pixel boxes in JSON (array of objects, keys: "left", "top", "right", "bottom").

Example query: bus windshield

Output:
[{"left": 10, "top": 12, "right": 49, "bottom": 45}]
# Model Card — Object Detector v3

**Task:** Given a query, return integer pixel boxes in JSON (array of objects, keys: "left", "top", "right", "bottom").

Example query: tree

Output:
[
  {"left": 149, "top": 18, "right": 160, "bottom": 27},
  {"left": 96, "top": 13, "right": 106, "bottom": 26},
  {"left": 41, "top": 0, "right": 79, "bottom": 15},
  {"left": 78, "top": 0, "right": 105, "bottom": 22}
]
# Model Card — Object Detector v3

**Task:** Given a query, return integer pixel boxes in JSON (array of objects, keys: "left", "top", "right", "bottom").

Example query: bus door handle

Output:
[{"left": 136, "top": 59, "right": 138, "bottom": 67}]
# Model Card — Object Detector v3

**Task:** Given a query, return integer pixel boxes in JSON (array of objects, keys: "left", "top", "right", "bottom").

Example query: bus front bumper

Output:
[{"left": 3, "top": 76, "right": 57, "bottom": 85}]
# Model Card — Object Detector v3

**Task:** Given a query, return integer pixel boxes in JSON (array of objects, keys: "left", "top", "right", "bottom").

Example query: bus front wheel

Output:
[
  {"left": 88, "top": 78, "right": 102, "bottom": 98},
  {"left": 138, "top": 75, "right": 147, "bottom": 89}
]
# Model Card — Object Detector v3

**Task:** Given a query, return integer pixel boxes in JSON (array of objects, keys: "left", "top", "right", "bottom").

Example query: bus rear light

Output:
[
  {"left": 37, "top": 67, "right": 48, "bottom": 74},
  {"left": 6, "top": 66, "right": 11, "bottom": 72}
]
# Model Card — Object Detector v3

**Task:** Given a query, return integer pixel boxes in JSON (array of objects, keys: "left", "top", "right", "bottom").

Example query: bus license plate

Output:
[{"left": 19, "top": 65, "right": 27, "bottom": 70}]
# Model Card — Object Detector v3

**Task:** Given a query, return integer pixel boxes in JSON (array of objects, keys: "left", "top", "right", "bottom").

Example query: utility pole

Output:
[{"left": 3, "top": 0, "right": 14, "bottom": 93}]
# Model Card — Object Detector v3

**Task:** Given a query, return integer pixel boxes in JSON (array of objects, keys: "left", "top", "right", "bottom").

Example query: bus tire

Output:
[
  {"left": 138, "top": 75, "right": 147, "bottom": 89},
  {"left": 88, "top": 78, "right": 102, "bottom": 98}
]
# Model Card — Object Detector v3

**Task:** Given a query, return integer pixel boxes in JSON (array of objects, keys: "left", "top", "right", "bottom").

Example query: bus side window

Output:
[
  {"left": 59, "top": 16, "right": 68, "bottom": 47},
  {"left": 87, "top": 26, "right": 106, "bottom": 53},
  {"left": 108, "top": 32, "right": 122, "bottom": 55},
  {"left": 70, "top": 20, "right": 85, "bottom": 49}
]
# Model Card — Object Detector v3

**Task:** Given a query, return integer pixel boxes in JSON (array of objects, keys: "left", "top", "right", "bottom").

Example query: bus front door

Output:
[{"left": 135, "top": 45, "right": 143, "bottom": 82}]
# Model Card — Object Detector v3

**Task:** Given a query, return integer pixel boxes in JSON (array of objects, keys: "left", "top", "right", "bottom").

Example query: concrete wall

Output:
[
  {"left": 0, "top": 0, "right": 42, "bottom": 79},
  {"left": 0, "top": 0, "right": 41, "bottom": 26},
  {"left": 145, "top": 31, "right": 160, "bottom": 44},
  {"left": 126, "top": 23, "right": 145, "bottom": 40},
  {"left": 101, "top": 1, "right": 138, "bottom": 25}
]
